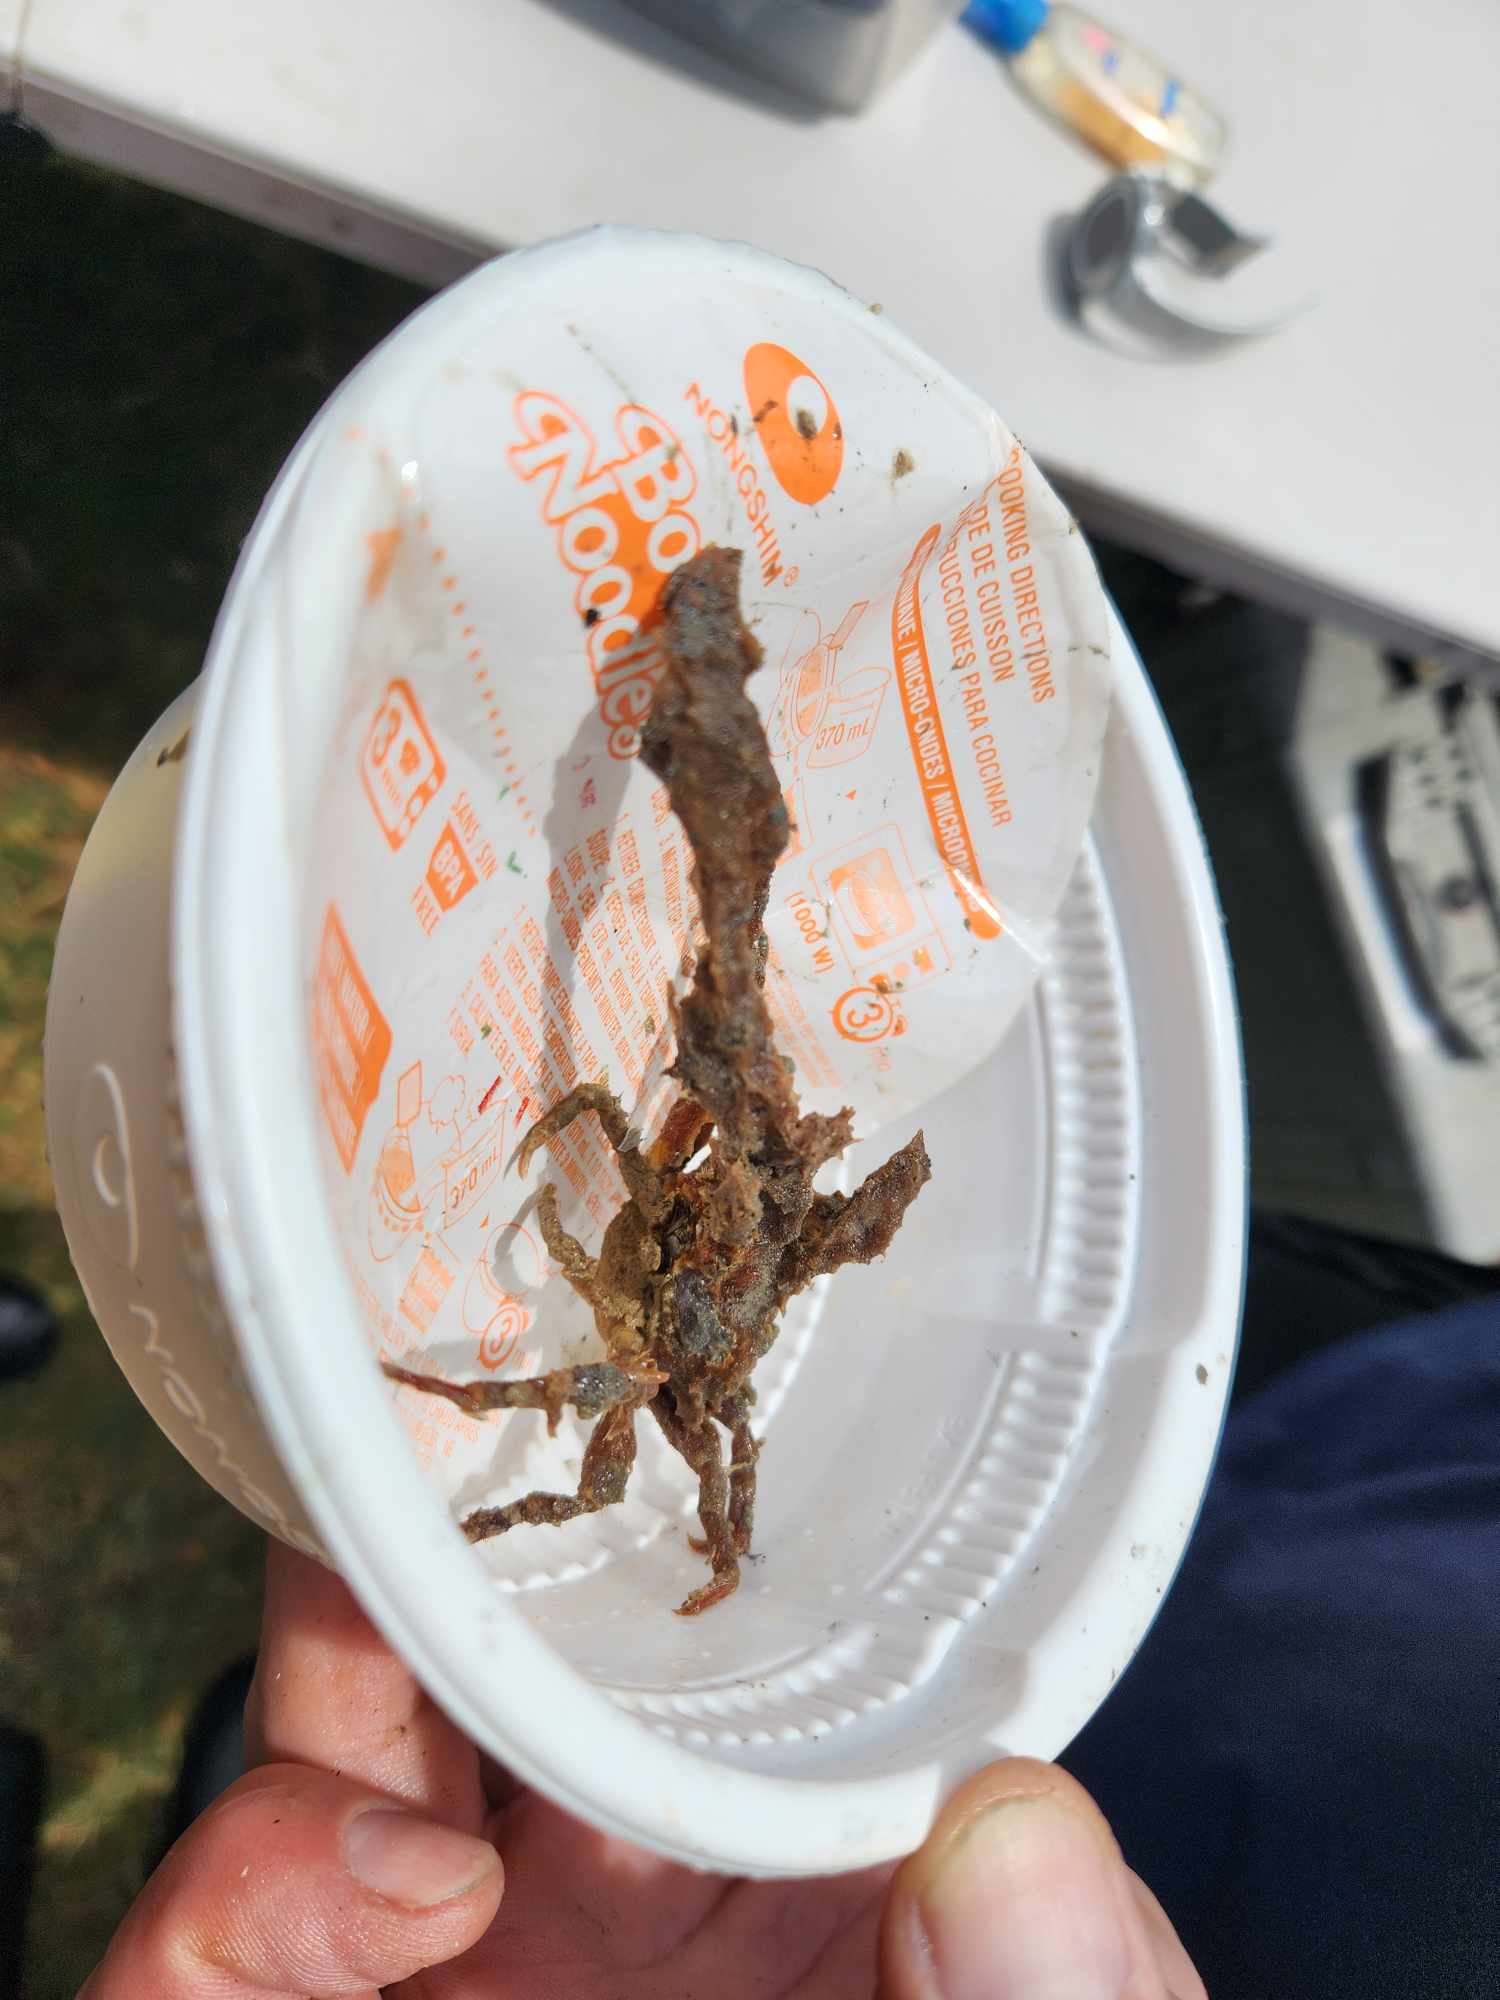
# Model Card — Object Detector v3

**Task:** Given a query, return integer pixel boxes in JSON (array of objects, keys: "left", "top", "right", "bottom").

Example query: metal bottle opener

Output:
[{"left": 1065, "top": 171, "right": 1313, "bottom": 357}]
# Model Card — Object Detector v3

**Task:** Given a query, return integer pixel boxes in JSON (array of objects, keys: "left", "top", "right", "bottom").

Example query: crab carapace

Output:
[{"left": 386, "top": 547, "right": 931, "bottom": 1613}]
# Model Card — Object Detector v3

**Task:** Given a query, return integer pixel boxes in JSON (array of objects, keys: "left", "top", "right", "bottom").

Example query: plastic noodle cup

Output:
[{"left": 45, "top": 230, "right": 1244, "bottom": 1877}]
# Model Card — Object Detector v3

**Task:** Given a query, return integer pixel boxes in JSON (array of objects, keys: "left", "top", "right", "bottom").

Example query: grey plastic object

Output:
[{"left": 621, "top": 0, "right": 966, "bottom": 110}]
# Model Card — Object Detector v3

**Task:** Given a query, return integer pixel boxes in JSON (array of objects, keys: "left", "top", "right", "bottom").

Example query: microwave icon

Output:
[
  {"left": 826, "top": 847, "right": 916, "bottom": 953},
  {"left": 814, "top": 823, "right": 946, "bottom": 978}
]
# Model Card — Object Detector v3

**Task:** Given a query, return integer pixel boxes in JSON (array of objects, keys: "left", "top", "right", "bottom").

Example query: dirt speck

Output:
[
  {"left": 794, "top": 407, "right": 819, "bottom": 441},
  {"left": 892, "top": 448, "right": 915, "bottom": 480},
  {"left": 156, "top": 727, "right": 191, "bottom": 767},
  {"left": 1195, "top": 1363, "right": 1209, "bottom": 1385}
]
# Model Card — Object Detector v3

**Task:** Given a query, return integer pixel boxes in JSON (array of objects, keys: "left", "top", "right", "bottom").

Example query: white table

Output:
[{"left": 11, "top": 0, "right": 1499, "bottom": 665}]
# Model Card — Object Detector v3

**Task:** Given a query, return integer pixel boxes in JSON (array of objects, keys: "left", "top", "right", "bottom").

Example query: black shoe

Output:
[
  {"left": 0, "top": 1279, "right": 58, "bottom": 1384},
  {"left": 156, "top": 1657, "right": 256, "bottom": 1860},
  {"left": 0, "top": 1724, "right": 46, "bottom": 1995}
]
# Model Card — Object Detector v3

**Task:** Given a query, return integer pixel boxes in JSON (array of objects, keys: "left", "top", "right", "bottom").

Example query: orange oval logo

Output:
[{"left": 744, "top": 343, "right": 843, "bottom": 506}]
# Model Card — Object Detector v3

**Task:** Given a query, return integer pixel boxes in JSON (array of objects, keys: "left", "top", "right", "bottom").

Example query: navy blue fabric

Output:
[{"left": 1063, "top": 1302, "right": 1500, "bottom": 2000}]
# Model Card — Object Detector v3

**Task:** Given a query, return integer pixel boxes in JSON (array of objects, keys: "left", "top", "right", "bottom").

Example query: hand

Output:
[{"left": 81, "top": 1544, "right": 1207, "bottom": 1999}]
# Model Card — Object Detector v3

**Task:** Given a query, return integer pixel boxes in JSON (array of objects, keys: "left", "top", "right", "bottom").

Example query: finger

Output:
[
  {"left": 880, "top": 1758, "right": 1195, "bottom": 2000},
  {"left": 80, "top": 1763, "right": 501, "bottom": 2000},
  {"left": 246, "top": 1543, "right": 485, "bottom": 1832}
]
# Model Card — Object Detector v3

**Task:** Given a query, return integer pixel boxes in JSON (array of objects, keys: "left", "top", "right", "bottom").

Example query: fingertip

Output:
[
  {"left": 345, "top": 1804, "right": 502, "bottom": 1909},
  {"left": 880, "top": 1759, "right": 1177, "bottom": 2000},
  {"left": 915, "top": 1757, "right": 1122, "bottom": 1859}
]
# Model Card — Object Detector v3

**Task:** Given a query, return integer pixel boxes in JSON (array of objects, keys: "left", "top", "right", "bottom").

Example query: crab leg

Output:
[
  {"left": 684, "top": 1395, "right": 758, "bottom": 1561},
  {"left": 652, "top": 1393, "right": 741, "bottom": 1615},
  {"left": 780, "top": 1130, "right": 932, "bottom": 1293},
  {"left": 517, "top": 1080, "right": 663, "bottom": 1214},
  {"left": 723, "top": 1395, "right": 760, "bottom": 1557},
  {"left": 532, "top": 1182, "right": 605, "bottom": 1307},
  {"left": 458, "top": 1402, "right": 639, "bottom": 1543},
  {"left": 382, "top": 1359, "right": 656, "bottom": 1435}
]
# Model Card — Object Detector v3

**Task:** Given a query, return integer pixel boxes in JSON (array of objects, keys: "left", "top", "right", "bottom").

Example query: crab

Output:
[{"left": 386, "top": 547, "right": 931, "bottom": 1614}]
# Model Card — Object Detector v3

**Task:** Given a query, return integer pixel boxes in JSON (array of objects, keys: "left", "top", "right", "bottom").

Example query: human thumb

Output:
[
  {"left": 79, "top": 1762, "right": 501, "bottom": 1997},
  {"left": 879, "top": 1759, "right": 1206, "bottom": 2000}
]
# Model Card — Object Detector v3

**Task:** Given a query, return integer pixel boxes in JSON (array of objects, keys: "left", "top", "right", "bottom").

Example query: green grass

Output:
[
  {"left": 0, "top": 1205, "right": 264, "bottom": 1995},
  {"left": 1, "top": 142, "right": 427, "bottom": 1997}
]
